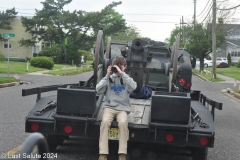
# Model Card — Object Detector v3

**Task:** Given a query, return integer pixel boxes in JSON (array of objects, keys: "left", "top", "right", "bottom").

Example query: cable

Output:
[
  {"left": 123, "top": 13, "right": 192, "bottom": 17},
  {"left": 126, "top": 20, "right": 176, "bottom": 23},
  {"left": 198, "top": 2, "right": 213, "bottom": 20},
  {"left": 196, "top": 0, "right": 211, "bottom": 17},
  {"left": 0, "top": 7, "right": 35, "bottom": 10},
  {"left": 200, "top": 5, "right": 213, "bottom": 23},
  {"left": 215, "top": 4, "right": 240, "bottom": 10}
]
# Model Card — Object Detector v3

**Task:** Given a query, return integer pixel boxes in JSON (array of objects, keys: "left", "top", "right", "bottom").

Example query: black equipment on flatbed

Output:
[{"left": 23, "top": 30, "right": 222, "bottom": 160}]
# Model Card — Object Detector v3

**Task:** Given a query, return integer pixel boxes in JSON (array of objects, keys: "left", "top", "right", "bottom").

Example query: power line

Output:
[
  {"left": 215, "top": 4, "right": 240, "bottom": 10},
  {"left": 196, "top": 0, "right": 211, "bottom": 17},
  {"left": 126, "top": 20, "right": 176, "bottom": 23},
  {"left": 200, "top": 5, "right": 213, "bottom": 23},
  {"left": 123, "top": 13, "right": 192, "bottom": 17},
  {"left": 197, "top": 2, "right": 213, "bottom": 20},
  {"left": 0, "top": 7, "right": 36, "bottom": 10}
]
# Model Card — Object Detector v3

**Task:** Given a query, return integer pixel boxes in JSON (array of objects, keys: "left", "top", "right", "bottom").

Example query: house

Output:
[
  {"left": 0, "top": 16, "right": 43, "bottom": 61},
  {"left": 208, "top": 24, "right": 240, "bottom": 63}
]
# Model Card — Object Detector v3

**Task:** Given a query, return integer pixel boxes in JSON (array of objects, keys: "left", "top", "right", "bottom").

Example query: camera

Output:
[{"left": 111, "top": 66, "right": 121, "bottom": 73}]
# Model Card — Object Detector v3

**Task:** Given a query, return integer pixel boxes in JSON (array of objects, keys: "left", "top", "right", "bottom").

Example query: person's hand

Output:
[
  {"left": 107, "top": 66, "right": 112, "bottom": 75},
  {"left": 113, "top": 65, "right": 123, "bottom": 74}
]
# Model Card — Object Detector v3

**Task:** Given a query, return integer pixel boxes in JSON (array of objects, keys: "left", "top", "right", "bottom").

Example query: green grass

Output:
[
  {"left": 233, "top": 88, "right": 240, "bottom": 93},
  {"left": 83, "top": 60, "right": 93, "bottom": 65},
  {"left": 192, "top": 69, "right": 224, "bottom": 82},
  {"left": 205, "top": 66, "right": 240, "bottom": 81},
  {"left": 233, "top": 88, "right": 240, "bottom": 94},
  {"left": 0, "top": 61, "right": 75, "bottom": 74},
  {"left": 0, "top": 77, "right": 19, "bottom": 84},
  {"left": 45, "top": 67, "right": 93, "bottom": 75}
]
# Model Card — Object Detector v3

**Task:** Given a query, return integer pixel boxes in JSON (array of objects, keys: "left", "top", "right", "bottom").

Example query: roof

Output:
[
  {"left": 226, "top": 39, "right": 240, "bottom": 47},
  {"left": 207, "top": 23, "right": 240, "bottom": 36}
]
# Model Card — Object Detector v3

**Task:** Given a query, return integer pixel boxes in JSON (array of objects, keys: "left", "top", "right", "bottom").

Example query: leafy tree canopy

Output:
[
  {"left": 166, "top": 23, "right": 225, "bottom": 71},
  {"left": 110, "top": 25, "right": 152, "bottom": 43},
  {"left": 0, "top": 8, "right": 18, "bottom": 41},
  {"left": 19, "top": 0, "right": 127, "bottom": 63}
]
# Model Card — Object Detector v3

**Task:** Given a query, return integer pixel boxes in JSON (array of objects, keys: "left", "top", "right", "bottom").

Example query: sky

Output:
[{"left": 0, "top": 0, "right": 239, "bottom": 42}]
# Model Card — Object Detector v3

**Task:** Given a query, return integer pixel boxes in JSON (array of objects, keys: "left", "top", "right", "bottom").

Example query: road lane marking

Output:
[{"left": 6, "top": 145, "right": 22, "bottom": 157}]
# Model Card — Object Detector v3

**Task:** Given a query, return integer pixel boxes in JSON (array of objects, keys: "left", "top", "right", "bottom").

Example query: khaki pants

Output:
[{"left": 99, "top": 108, "right": 128, "bottom": 154}]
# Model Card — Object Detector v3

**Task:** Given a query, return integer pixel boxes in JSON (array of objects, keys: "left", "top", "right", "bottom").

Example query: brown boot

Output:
[
  {"left": 118, "top": 154, "right": 126, "bottom": 160},
  {"left": 98, "top": 154, "right": 107, "bottom": 160}
]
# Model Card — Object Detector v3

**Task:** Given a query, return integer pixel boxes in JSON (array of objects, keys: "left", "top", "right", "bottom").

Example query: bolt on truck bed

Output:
[{"left": 23, "top": 84, "right": 222, "bottom": 159}]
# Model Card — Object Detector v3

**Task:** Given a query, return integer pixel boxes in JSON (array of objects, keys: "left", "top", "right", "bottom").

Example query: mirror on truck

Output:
[{"left": 190, "top": 56, "right": 196, "bottom": 69}]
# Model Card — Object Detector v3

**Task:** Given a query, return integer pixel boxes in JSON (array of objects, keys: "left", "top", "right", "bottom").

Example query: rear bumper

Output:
[{"left": 26, "top": 118, "right": 214, "bottom": 148}]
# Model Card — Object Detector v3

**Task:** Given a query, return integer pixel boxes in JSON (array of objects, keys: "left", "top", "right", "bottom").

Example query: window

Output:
[
  {"left": 231, "top": 51, "right": 234, "bottom": 57},
  {"left": 4, "top": 44, "right": 11, "bottom": 48},
  {"left": 238, "top": 52, "right": 240, "bottom": 57}
]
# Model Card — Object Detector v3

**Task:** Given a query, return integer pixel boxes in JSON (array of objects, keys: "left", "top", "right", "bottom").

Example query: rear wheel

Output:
[{"left": 191, "top": 147, "right": 208, "bottom": 160}]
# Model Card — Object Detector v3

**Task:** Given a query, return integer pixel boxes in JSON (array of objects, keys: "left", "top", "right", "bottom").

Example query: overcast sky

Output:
[{"left": 1, "top": 0, "right": 239, "bottom": 42}]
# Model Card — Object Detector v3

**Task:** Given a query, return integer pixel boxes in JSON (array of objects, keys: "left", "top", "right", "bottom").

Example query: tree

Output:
[
  {"left": 165, "top": 26, "right": 186, "bottom": 48},
  {"left": 110, "top": 25, "right": 141, "bottom": 43},
  {"left": 185, "top": 23, "right": 225, "bottom": 72},
  {"left": 227, "top": 52, "right": 231, "bottom": 65},
  {"left": 0, "top": 8, "right": 18, "bottom": 41},
  {"left": 19, "top": 0, "right": 127, "bottom": 64},
  {"left": 68, "top": 1, "right": 127, "bottom": 50}
]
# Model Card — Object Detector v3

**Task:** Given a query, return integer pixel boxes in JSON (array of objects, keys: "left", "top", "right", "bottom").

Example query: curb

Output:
[
  {"left": 0, "top": 82, "right": 20, "bottom": 88},
  {"left": 221, "top": 88, "right": 240, "bottom": 101},
  {"left": 0, "top": 81, "right": 32, "bottom": 88},
  {"left": 193, "top": 72, "right": 210, "bottom": 82}
]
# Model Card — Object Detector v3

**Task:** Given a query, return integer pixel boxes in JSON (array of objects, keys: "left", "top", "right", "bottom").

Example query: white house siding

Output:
[{"left": 219, "top": 26, "right": 240, "bottom": 63}]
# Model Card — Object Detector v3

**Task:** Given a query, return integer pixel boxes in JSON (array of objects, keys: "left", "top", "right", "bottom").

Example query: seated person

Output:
[{"left": 96, "top": 56, "right": 137, "bottom": 160}]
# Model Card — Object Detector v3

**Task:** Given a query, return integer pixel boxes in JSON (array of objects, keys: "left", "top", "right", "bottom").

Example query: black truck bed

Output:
[{"left": 26, "top": 96, "right": 214, "bottom": 134}]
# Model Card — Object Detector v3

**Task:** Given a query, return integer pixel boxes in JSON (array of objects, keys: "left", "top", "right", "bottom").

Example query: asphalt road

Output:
[{"left": 0, "top": 72, "right": 239, "bottom": 160}]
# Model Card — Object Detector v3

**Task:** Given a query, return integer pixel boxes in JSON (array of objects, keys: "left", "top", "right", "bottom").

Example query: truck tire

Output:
[{"left": 191, "top": 147, "right": 208, "bottom": 160}]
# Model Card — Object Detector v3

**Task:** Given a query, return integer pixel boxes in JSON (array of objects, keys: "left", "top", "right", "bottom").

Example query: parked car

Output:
[
  {"left": 216, "top": 57, "right": 228, "bottom": 65},
  {"left": 196, "top": 58, "right": 212, "bottom": 68}
]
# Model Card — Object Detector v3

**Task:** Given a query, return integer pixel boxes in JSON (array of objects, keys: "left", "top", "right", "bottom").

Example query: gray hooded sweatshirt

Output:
[{"left": 96, "top": 72, "right": 137, "bottom": 113}]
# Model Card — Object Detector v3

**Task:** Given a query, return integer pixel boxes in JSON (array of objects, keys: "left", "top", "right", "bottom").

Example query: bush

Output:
[
  {"left": 0, "top": 54, "right": 5, "bottom": 62},
  {"left": 30, "top": 57, "right": 54, "bottom": 69},
  {"left": 237, "top": 60, "right": 240, "bottom": 68},
  {"left": 227, "top": 53, "right": 232, "bottom": 65},
  {"left": 78, "top": 50, "right": 93, "bottom": 61},
  {"left": 217, "top": 62, "right": 230, "bottom": 68},
  {"left": 38, "top": 46, "right": 64, "bottom": 64}
]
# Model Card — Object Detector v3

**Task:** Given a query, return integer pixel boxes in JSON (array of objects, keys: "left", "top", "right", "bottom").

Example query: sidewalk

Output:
[
  {"left": 26, "top": 70, "right": 52, "bottom": 76},
  {"left": 216, "top": 74, "right": 236, "bottom": 83}
]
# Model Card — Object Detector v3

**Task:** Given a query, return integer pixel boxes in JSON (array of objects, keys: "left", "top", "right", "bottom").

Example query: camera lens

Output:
[{"left": 111, "top": 67, "right": 118, "bottom": 73}]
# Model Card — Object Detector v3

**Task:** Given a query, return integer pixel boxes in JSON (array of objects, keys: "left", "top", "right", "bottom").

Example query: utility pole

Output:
[
  {"left": 212, "top": 0, "right": 217, "bottom": 79},
  {"left": 193, "top": 0, "right": 197, "bottom": 28},
  {"left": 180, "top": 17, "right": 187, "bottom": 44},
  {"left": 182, "top": 16, "right": 185, "bottom": 43}
]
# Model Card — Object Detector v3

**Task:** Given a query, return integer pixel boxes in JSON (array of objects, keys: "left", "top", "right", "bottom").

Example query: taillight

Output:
[
  {"left": 31, "top": 123, "right": 39, "bottom": 131},
  {"left": 64, "top": 125, "right": 73, "bottom": 134},
  {"left": 178, "top": 79, "right": 185, "bottom": 86},
  {"left": 200, "top": 137, "right": 209, "bottom": 145},
  {"left": 186, "top": 83, "right": 191, "bottom": 88},
  {"left": 165, "top": 134, "right": 174, "bottom": 142}
]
